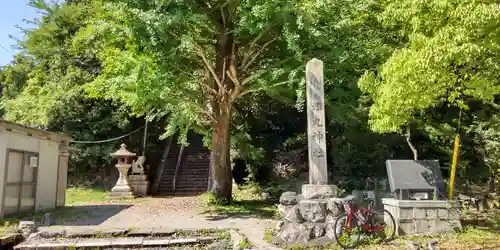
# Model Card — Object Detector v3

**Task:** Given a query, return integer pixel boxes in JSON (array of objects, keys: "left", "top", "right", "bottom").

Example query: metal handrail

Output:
[
  {"left": 172, "top": 143, "right": 186, "bottom": 191},
  {"left": 152, "top": 136, "right": 173, "bottom": 194}
]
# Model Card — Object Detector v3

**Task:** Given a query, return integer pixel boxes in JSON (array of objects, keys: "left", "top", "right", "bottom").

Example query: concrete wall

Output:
[
  {"left": 382, "top": 198, "right": 461, "bottom": 236},
  {"left": 0, "top": 131, "right": 65, "bottom": 216},
  {"left": 0, "top": 132, "right": 6, "bottom": 217},
  {"left": 56, "top": 153, "right": 69, "bottom": 207}
]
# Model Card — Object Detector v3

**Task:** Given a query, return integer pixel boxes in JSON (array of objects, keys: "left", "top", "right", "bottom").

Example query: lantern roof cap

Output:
[{"left": 110, "top": 143, "right": 136, "bottom": 157}]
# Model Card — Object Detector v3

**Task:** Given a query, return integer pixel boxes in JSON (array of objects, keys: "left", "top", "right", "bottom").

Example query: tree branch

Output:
[
  {"left": 200, "top": 107, "right": 217, "bottom": 123},
  {"left": 194, "top": 45, "right": 223, "bottom": 91},
  {"left": 241, "top": 57, "right": 294, "bottom": 86},
  {"left": 196, "top": 79, "right": 218, "bottom": 96},
  {"left": 235, "top": 79, "right": 298, "bottom": 101},
  {"left": 406, "top": 123, "right": 418, "bottom": 160},
  {"left": 227, "top": 68, "right": 242, "bottom": 102},
  {"left": 164, "top": 29, "right": 222, "bottom": 93},
  {"left": 241, "top": 25, "right": 273, "bottom": 67},
  {"left": 242, "top": 37, "right": 278, "bottom": 72}
]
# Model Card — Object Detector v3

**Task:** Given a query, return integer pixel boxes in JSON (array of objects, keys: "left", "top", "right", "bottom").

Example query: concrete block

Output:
[{"left": 382, "top": 198, "right": 462, "bottom": 236}]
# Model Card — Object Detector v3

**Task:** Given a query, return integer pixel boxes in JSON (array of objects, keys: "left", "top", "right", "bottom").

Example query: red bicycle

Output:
[{"left": 333, "top": 198, "right": 396, "bottom": 249}]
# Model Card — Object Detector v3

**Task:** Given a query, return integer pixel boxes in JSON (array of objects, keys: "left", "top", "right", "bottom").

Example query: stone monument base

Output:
[
  {"left": 108, "top": 184, "right": 137, "bottom": 199},
  {"left": 129, "top": 174, "right": 149, "bottom": 196},
  {"left": 382, "top": 198, "right": 461, "bottom": 236},
  {"left": 107, "top": 191, "right": 137, "bottom": 199},
  {"left": 302, "top": 184, "right": 338, "bottom": 200},
  {"left": 275, "top": 184, "right": 346, "bottom": 245}
]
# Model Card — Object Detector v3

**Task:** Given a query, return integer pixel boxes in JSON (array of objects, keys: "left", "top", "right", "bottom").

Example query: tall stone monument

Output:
[
  {"left": 302, "top": 58, "right": 338, "bottom": 199},
  {"left": 274, "top": 59, "right": 342, "bottom": 245}
]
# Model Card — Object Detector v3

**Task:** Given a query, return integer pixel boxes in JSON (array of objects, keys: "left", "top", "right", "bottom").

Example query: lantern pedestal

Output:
[
  {"left": 108, "top": 164, "right": 136, "bottom": 199},
  {"left": 129, "top": 174, "right": 149, "bottom": 196}
]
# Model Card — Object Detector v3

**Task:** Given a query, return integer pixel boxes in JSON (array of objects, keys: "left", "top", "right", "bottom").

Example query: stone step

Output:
[
  {"left": 159, "top": 169, "right": 208, "bottom": 174},
  {"left": 158, "top": 185, "right": 207, "bottom": 189},
  {"left": 157, "top": 190, "right": 206, "bottom": 196},
  {"left": 15, "top": 236, "right": 218, "bottom": 249}
]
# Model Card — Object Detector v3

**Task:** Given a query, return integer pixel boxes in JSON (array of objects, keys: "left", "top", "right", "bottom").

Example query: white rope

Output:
[{"left": 70, "top": 125, "right": 145, "bottom": 144}]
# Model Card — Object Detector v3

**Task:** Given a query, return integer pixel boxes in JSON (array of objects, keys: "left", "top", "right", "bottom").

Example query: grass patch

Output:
[
  {"left": 0, "top": 207, "right": 90, "bottom": 235},
  {"left": 200, "top": 184, "right": 278, "bottom": 219},
  {"left": 0, "top": 186, "right": 113, "bottom": 235},
  {"left": 384, "top": 227, "right": 500, "bottom": 250},
  {"left": 65, "top": 186, "right": 109, "bottom": 205}
]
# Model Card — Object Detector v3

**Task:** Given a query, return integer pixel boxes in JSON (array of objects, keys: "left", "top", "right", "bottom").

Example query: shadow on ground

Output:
[
  {"left": 200, "top": 200, "right": 277, "bottom": 220},
  {"left": 1, "top": 204, "right": 132, "bottom": 227}
]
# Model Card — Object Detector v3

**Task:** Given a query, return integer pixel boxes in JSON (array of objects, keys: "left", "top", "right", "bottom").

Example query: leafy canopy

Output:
[{"left": 359, "top": 0, "right": 500, "bottom": 133}]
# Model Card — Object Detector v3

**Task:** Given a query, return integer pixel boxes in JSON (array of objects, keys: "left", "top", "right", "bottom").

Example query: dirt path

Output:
[{"left": 70, "top": 196, "right": 279, "bottom": 249}]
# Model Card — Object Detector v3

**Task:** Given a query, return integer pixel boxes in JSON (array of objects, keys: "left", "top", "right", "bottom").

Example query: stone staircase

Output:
[{"left": 156, "top": 133, "right": 210, "bottom": 196}]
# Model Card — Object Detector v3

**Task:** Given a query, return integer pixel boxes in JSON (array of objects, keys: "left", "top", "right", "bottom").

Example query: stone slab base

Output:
[
  {"left": 382, "top": 198, "right": 461, "bottom": 236},
  {"left": 107, "top": 191, "right": 137, "bottom": 199},
  {"left": 301, "top": 184, "right": 339, "bottom": 200},
  {"left": 111, "top": 185, "right": 133, "bottom": 193}
]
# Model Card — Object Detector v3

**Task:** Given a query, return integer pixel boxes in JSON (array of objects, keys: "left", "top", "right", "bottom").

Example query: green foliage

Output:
[
  {"left": 0, "top": 1, "right": 141, "bottom": 175},
  {"left": 359, "top": 0, "right": 500, "bottom": 133},
  {"left": 1, "top": 0, "right": 498, "bottom": 194}
]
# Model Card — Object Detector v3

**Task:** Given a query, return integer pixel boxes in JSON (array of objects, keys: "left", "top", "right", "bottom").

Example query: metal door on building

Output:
[{"left": 3, "top": 150, "right": 38, "bottom": 217}]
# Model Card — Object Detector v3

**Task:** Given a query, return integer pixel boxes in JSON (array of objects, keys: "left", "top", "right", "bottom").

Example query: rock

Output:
[
  {"left": 261, "top": 192, "right": 272, "bottom": 201},
  {"left": 278, "top": 223, "right": 312, "bottom": 244},
  {"left": 298, "top": 200, "right": 327, "bottom": 222},
  {"left": 280, "top": 192, "right": 299, "bottom": 205},
  {"left": 38, "top": 228, "right": 66, "bottom": 238},
  {"left": 276, "top": 221, "right": 284, "bottom": 231},
  {"left": 325, "top": 223, "right": 340, "bottom": 239},
  {"left": 390, "top": 241, "right": 401, "bottom": 247},
  {"left": 17, "top": 221, "right": 37, "bottom": 239},
  {"left": 405, "top": 240, "right": 421, "bottom": 250},
  {"left": 278, "top": 204, "right": 303, "bottom": 223},
  {"left": 206, "top": 239, "right": 231, "bottom": 250},
  {"left": 326, "top": 198, "right": 344, "bottom": 216},
  {"left": 427, "top": 239, "right": 439, "bottom": 250},
  {"left": 325, "top": 214, "right": 336, "bottom": 223},
  {"left": 0, "top": 233, "right": 23, "bottom": 245},
  {"left": 309, "top": 223, "right": 325, "bottom": 238},
  {"left": 27, "top": 232, "right": 40, "bottom": 240},
  {"left": 41, "top": 213, "right": 55, "bottom": 226}
]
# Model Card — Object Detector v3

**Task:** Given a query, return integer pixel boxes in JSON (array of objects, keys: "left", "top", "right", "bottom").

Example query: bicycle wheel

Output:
[
  {"left": 333, "top": 213, "right": 362, "bottom": 249},
  {"left": 368, "top": 209, "right": 396, "bottom": 243}
]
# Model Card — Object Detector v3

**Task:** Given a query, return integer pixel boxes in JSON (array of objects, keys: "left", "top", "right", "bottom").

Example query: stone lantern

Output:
[{"left": 108, "top": 143, "right": 136, "bottom": 199}]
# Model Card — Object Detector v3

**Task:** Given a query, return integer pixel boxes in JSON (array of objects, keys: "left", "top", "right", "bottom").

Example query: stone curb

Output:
[
  {"left": 14, "top": 236, "right": 219, "bottom": 249},
  {"left": 36, "top": 226, "right": 227, "bottom": 239}
]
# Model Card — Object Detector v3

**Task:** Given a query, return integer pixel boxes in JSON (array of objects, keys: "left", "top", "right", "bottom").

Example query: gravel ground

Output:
[{"left": 62, "top": 196, "right": 278, "bottom": 249}]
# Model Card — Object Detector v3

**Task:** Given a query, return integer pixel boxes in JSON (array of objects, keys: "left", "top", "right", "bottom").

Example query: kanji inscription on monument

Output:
[{"left": 306, "top": 58, "right": 328, "bottom": 185}]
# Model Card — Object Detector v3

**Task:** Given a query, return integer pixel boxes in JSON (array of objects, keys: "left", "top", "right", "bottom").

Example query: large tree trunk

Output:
[
  {"left": 210, "top": 101, "right": 232, "bottom": 203},
  {"left": 208, "top": 5, "right": 235, "bottom": 203}
]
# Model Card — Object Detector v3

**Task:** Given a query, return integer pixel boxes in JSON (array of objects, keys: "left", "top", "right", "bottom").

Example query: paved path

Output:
[{"left": 68, "top": 196, "right": 279, "bottom": 249}]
